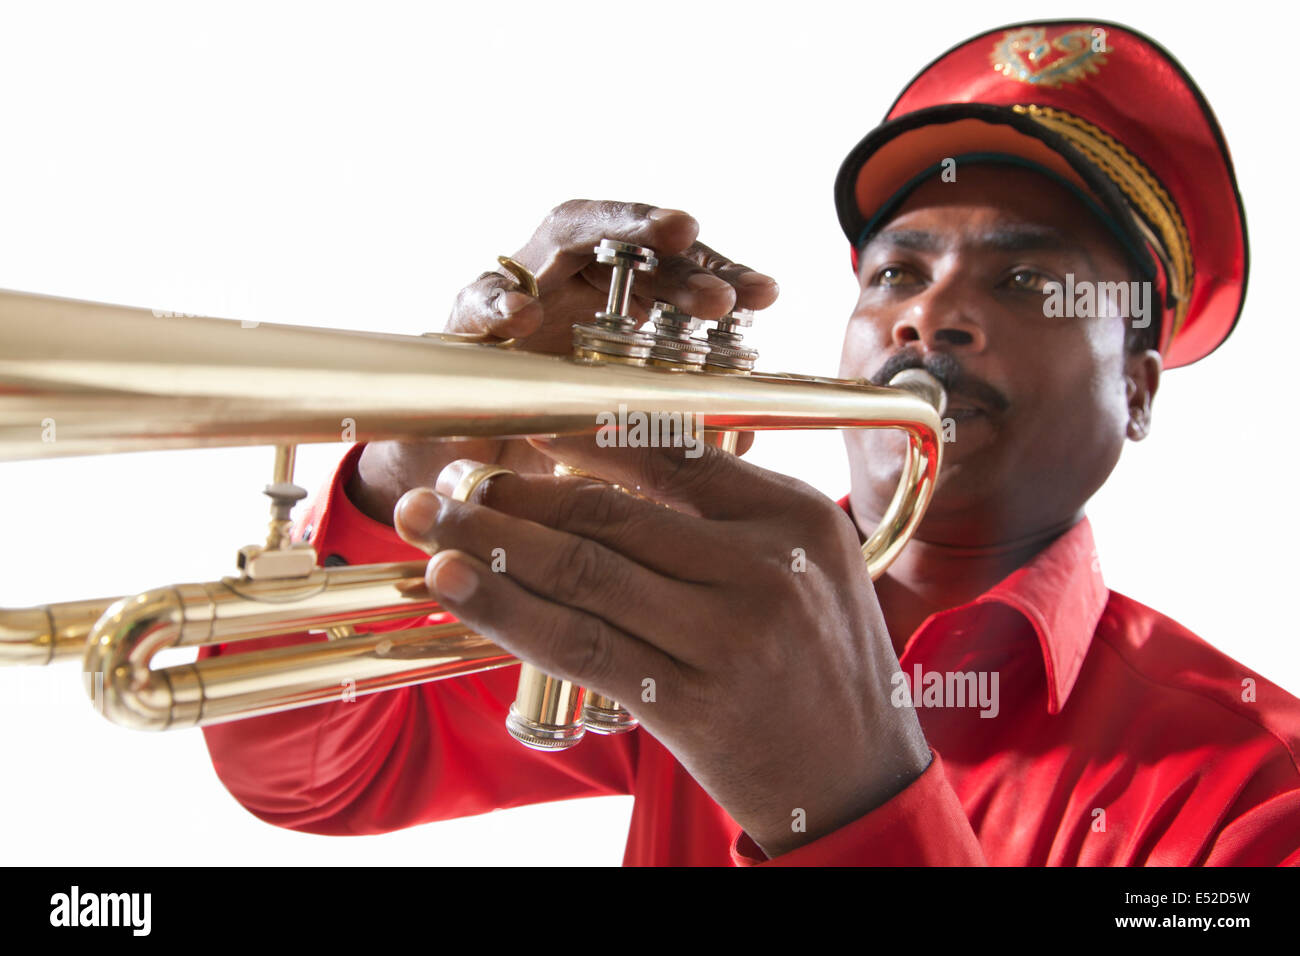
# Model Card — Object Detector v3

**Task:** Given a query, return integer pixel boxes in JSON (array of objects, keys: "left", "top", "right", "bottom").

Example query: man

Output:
[{"left": 201, "top": 19, "right": 1300, "bottom": 864}]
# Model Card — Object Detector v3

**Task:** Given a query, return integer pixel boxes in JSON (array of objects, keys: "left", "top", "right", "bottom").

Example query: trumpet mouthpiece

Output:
[{"left": 887, "top": 368, "right": 948, "bottom": 417}]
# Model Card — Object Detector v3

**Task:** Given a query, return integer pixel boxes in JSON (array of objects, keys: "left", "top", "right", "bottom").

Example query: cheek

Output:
[
  {"left": 1079, "top": 367, "right": 1133, "bottom": 472},
  {"left": 838, "top": 312, "right": 892, "bottom": 379},
  {"left": 1078, "top": 321, "right": 1133, "bottom": 436},
  {"left": 1012, "top": 326, "right": 1130, "bottom": 481}
]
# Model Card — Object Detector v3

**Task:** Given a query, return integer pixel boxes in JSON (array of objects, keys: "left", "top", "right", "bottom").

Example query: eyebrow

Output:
[{"left": 864, "top": 225, "right": 1093, "bottom": 264}]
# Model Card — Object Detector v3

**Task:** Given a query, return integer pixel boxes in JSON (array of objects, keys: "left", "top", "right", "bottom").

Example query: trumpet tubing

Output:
[
  {"left": 0, "top": 240, "right": 945, "bottom": 748},
  {"left": 0, "top": 289, "right": 941, "bottom": 460}
]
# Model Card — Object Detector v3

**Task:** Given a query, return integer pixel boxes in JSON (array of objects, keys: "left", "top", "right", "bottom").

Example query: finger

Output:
[
  {"left": 634, "top": 254, "right": 738, "bottom": 320},
  {"left": 525, "top": 434, "right": 802, "bottom": 521},
  {"left": 420, "top": 548, "right": 681, "bottom": 708},
  {"left": 519, "top": 201, "right": 700, "bottom": 290},
  {"left": 445, "top": 272, "right": 544, "bottom": 339},
  {"left": 616, "top": 248, "right": 779, "bottom": 322},
  {"left": 682, "top": 241, "right": 780, "bottom": 312},
  {"left": 430, "top": 461, "right": 729, "bottom": 580},
  {"left": 445, "top": 202, "right": 698, "bottom": 340},
  {"left": 403, "top": 486, "right": 711, "bottom": 655}
]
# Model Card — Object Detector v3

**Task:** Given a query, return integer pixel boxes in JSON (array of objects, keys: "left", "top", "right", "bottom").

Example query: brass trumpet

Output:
[{"left": 0, "top": 241, "right": 945, "bottom": 749}]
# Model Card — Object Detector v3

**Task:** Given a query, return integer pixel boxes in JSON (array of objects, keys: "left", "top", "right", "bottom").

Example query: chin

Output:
[
  {"left": 850, "top": 432, "right": 1013, "bottom": 533},
  {"left": 920, "top": 464, "right": 1001, "bottom": 521}
]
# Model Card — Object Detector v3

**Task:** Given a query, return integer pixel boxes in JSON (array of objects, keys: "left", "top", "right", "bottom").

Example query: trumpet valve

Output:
[
  {"left": 703, "top": 308, "right": 758, "bottom": 373},
  {"left": 594, "top": 238, "right": 657, "bottom": 320},
  {"left": 583, "top": 693, "right": 639, "bottom": 734},
  {"left": 572, "top": 239, "right": 660, "bottom": 363},
  {"left": 505, "top": 663, "right": 588, "bottom": 751},
  {"left": 649, "top": 301, "right": 709, "bottom": 369}
]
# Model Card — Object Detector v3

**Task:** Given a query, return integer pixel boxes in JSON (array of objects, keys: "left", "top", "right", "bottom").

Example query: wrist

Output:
[{"left": 747, "top": 723, "right": 932, "bottom": 859}]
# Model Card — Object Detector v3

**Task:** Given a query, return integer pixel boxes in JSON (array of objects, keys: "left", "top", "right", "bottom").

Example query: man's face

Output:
[{"left": 839, "top": 165, "right": 1160, "bottom": 546}]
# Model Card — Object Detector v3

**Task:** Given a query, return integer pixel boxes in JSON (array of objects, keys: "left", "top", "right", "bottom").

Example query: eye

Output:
[
  {"left": 1002, "top": 268, "right": 1052, "bottom": 293},
  {"left": 872, "top": 265, "right": 920, "bottom": 287}
]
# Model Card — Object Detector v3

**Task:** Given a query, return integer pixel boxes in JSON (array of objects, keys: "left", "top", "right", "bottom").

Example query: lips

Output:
[
  {"left": 945, "top": 405, "right": 984, "bottom": 423},
  {"left": 869, "top": 351, "right": 1011, "bottom": 422},
  {"left": 943, "top": 392, "right": 991, "bottom": 422}
]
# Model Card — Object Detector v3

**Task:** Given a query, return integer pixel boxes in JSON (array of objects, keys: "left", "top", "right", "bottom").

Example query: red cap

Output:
[{"left": 834, "top": 19, "right": 1248, "bottom": 368}]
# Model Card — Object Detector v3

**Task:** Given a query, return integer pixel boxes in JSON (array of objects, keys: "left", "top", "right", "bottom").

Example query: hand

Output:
[
  {"left": 392, "top": 436, "right": 932, "bottom": 859},
  {"left": 348, "top": 199, "right": 776, "bottom": 525},
  {"left": 447, "top": 199, "right": 779, "bottom": 354}
]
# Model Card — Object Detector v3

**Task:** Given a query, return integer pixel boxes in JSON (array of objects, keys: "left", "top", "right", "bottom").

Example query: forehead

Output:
[{"left": 861, "top": 165, "right": 1126, "bottom": 267}]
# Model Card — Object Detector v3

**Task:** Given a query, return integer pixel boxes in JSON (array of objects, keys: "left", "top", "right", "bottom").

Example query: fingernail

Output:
[
  {"left": 737, "top": 272, "right": 776, "bottom": 288},
  {"left": 496, "top": 291, "right": 533, "bottom": 317},
  {"left": 649, "top": 207, "right": 688, "bottom": 222},
  {"left": 429, "top": 553, "right": 478, "bottom": 603},
  {"left": 435, "top": 461, "right": 473, "bottom": 498},
  {"left": 687, "top": 272, "right": 731, "bottom": 292},
  {"left": 397, "top": 489, "right": 440, "bottom": 537}
]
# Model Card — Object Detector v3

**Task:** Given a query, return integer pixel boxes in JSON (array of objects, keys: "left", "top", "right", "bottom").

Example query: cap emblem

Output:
[{"left": 991, "top": 27, "right": 1109, "bottom": 88}]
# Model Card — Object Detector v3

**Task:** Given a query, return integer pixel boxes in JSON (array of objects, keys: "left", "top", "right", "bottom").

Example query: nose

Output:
[{"left": 890, "top": 289, "right": 988, "bottom": 352}]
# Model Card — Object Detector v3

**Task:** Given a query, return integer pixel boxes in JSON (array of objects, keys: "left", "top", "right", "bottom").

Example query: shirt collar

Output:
[
  {"left": 839, "top": 496, "right": 1108, "bottom": 715},
  {"left": 971, "top": 517, "right": 1108, "bottom": 714}
]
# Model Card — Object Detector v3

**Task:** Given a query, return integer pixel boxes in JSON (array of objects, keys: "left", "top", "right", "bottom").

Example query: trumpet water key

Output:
[{"left": 0, "top": 239, "right": 946, "bottom": 751}]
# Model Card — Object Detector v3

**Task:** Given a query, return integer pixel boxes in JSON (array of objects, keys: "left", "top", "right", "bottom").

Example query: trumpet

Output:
[{"left": 0, "top": 239, "right": 946, "bottom": 750}]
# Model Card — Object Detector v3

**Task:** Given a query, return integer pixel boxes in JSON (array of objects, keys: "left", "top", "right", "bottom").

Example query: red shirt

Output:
[{"left": 201, "top": 445, "right": 1300, "bottom": 865}]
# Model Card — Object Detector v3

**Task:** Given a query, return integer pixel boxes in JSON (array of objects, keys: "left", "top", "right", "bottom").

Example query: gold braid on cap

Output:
[{"left": 1012, "top": 104, "right": 1193, "bottom": 344}]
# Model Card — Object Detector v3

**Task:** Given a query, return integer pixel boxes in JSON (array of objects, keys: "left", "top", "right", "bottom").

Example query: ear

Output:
[{"left": 1124, "top": 349, "right": 1162, "bottom": 441}]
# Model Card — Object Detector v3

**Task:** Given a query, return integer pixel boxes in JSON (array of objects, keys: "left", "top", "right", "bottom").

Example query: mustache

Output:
[{"left": 868, "top": 350, "right": 1010, "bottom": 414}]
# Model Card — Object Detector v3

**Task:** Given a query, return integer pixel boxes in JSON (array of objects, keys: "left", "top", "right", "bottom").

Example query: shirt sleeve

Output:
[
  {"left": 199, "top": 443, "right": 640, "bottom": 837},
  {"left": 729, "top": 748, "right": 987, "bottom": 866},
  {"left": 1201, "top": 788, "right": 1300, "bottom": 866}
]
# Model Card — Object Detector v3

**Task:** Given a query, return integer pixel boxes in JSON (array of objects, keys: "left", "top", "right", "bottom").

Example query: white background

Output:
[{"left": 1, "top": 0, "right": 1295, "bottom": 866}]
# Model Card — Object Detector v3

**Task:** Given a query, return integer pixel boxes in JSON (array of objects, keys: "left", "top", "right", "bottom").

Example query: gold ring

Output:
[
  {"left": 451, "top": 463, "right": 515, "bottom": 503},
  {"left": 496, "top": 256, "right": 540, "bottom": 297}
]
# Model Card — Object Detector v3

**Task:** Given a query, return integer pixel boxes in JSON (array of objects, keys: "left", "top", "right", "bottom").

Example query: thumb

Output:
[{"left": 446, "top": 272, "right": 543, "bottom": 339}]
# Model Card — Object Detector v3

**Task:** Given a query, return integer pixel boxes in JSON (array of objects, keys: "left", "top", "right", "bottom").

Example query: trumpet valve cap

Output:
[
  {"left": 703, "top": 309, "right": 758, "bottom": 370},
  {"left": 712, "top": 308, "right": 754, "bottom": 336},
  {"left": 594, "top": 238, "right": 657, "bottom": 271},
  {"left": 505, "top": 704, "right": 586, "bottom": 751},
  {"left": 649, "top": 301, "right": 699, "bottom": 333}
]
